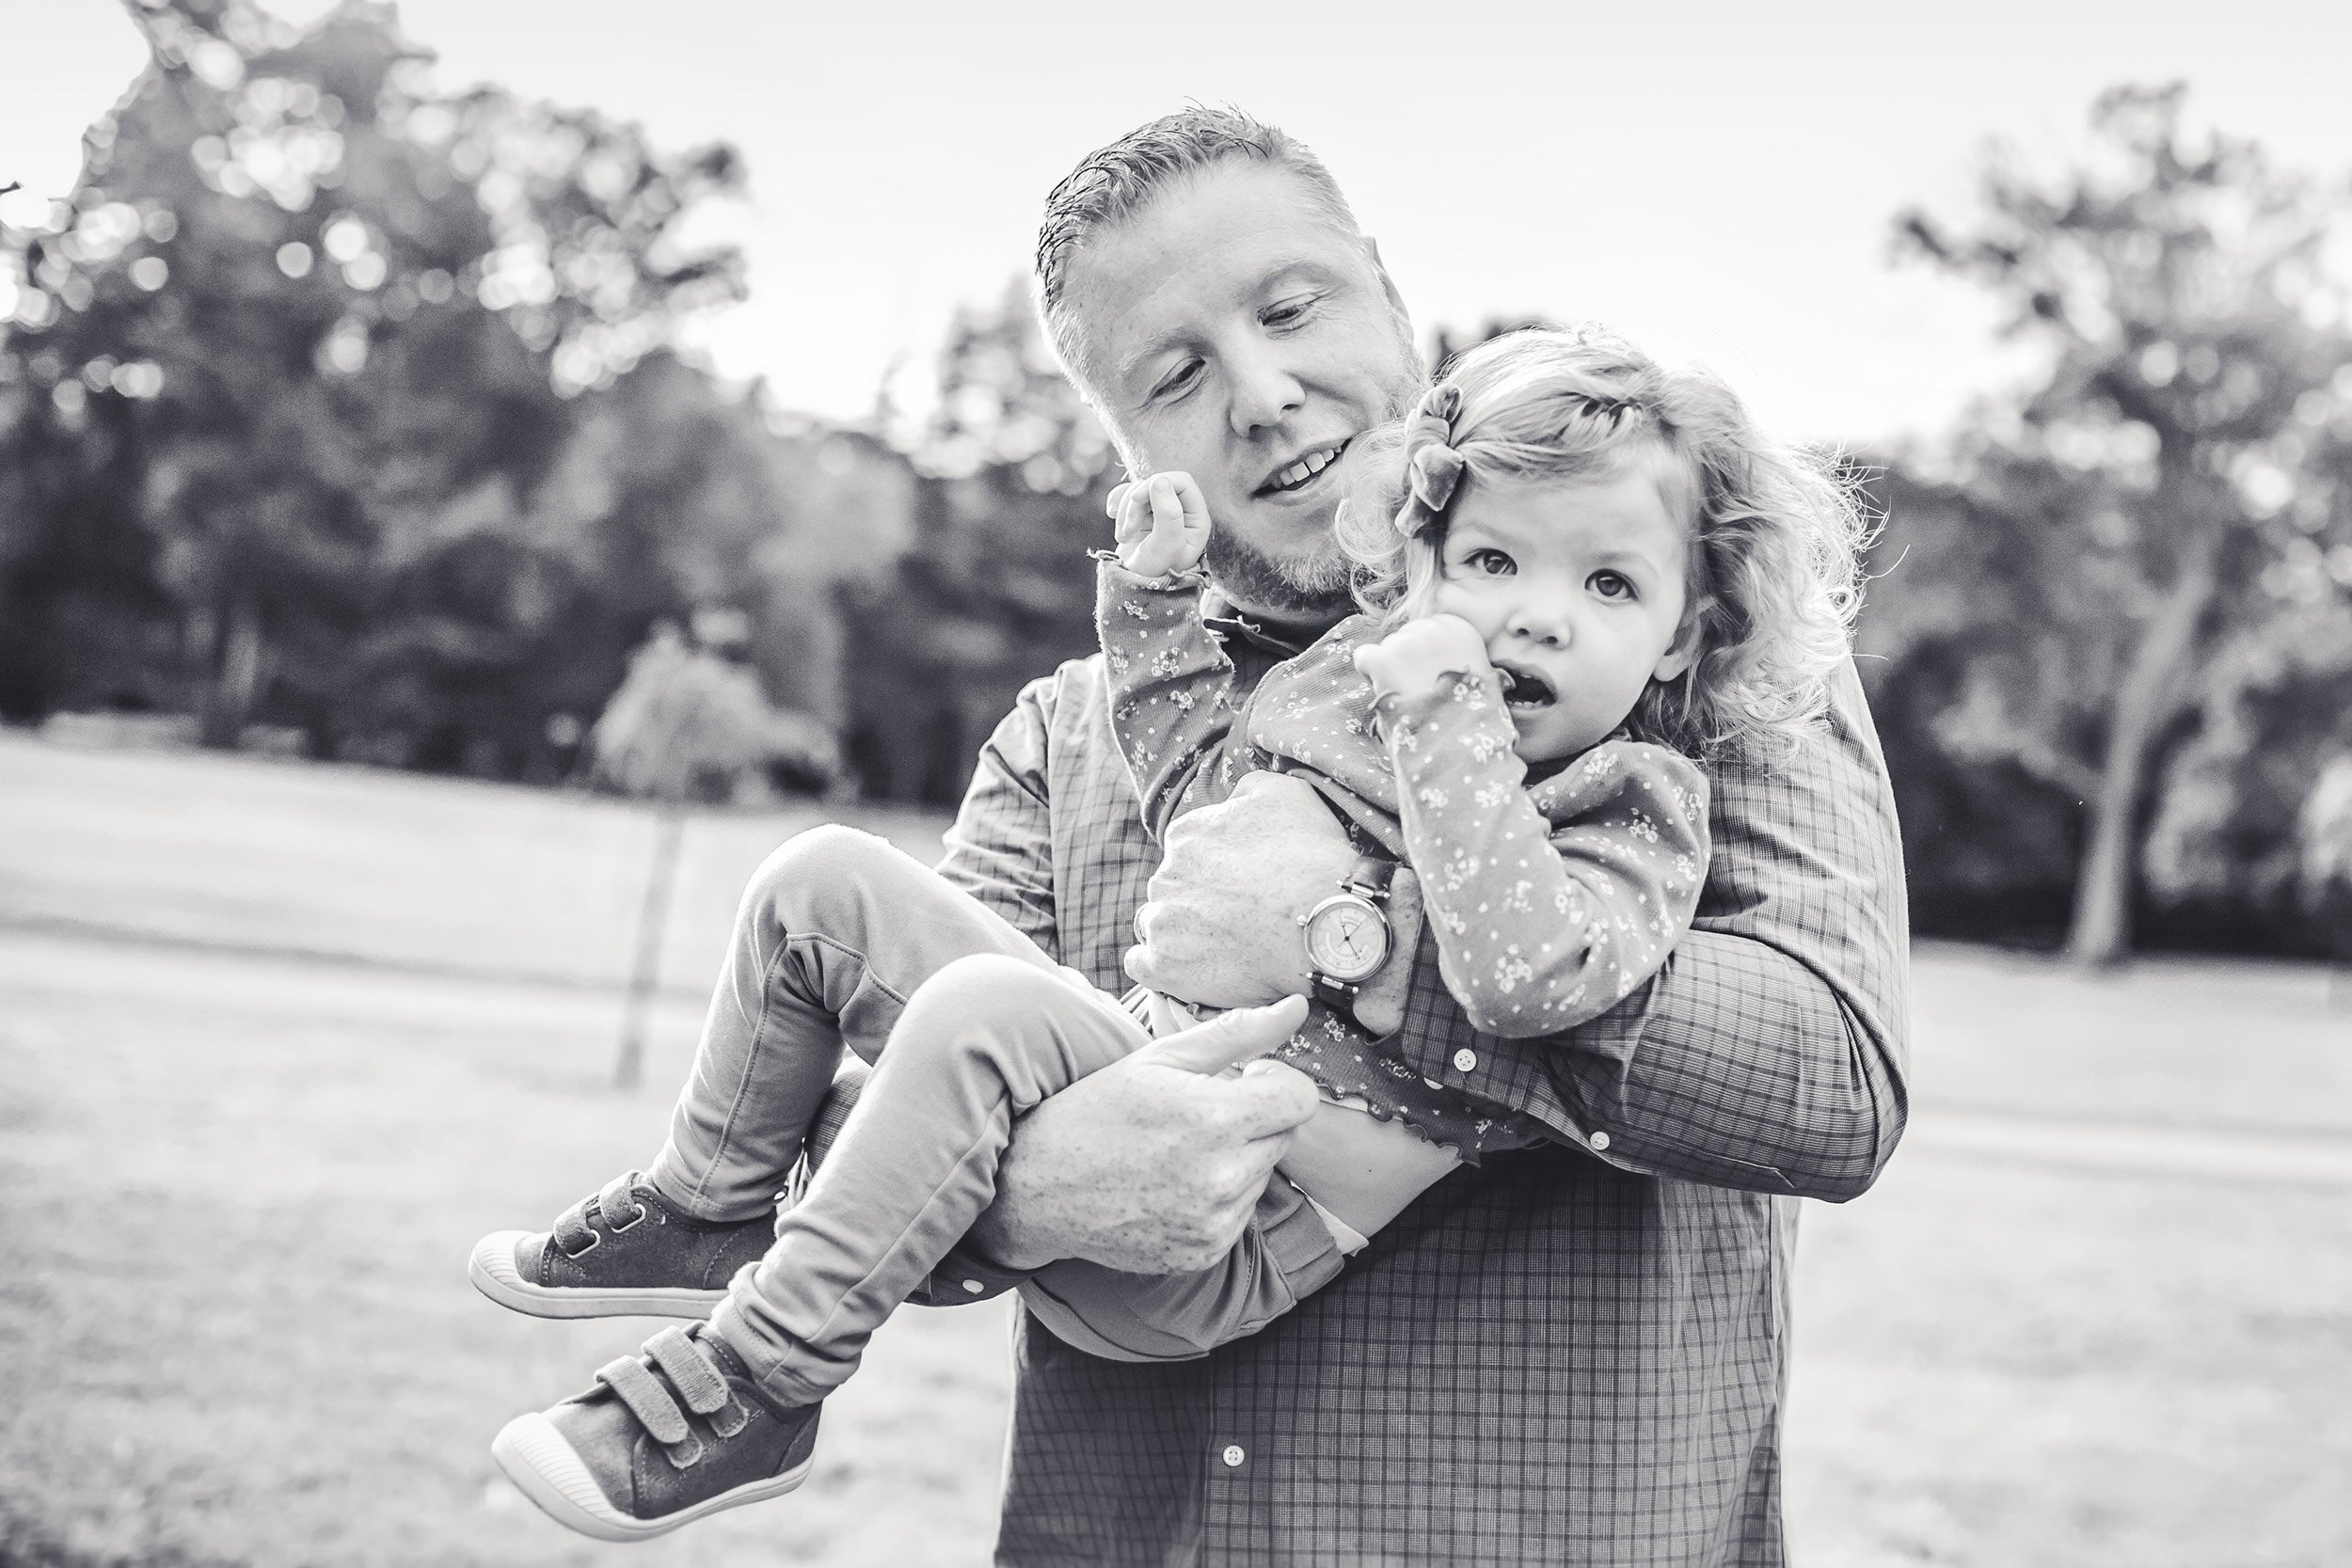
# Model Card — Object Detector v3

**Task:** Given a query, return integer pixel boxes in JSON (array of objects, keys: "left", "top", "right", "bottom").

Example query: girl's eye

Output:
[
  {"left": 1457, "top": 548, "right": 1515, "bottom": 577},
  {"left": 1589, "top": 570, "right": 1635, "bottom": 600}
]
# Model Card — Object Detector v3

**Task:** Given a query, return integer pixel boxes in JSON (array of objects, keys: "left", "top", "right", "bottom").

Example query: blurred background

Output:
[{"left": 2, "top": 2, "right": 2347, "bottom": 1566}]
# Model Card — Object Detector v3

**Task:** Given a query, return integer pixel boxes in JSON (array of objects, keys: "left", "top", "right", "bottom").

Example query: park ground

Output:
[{"left": 1, "top": 732, "right": 2346, "bottom": 1568}]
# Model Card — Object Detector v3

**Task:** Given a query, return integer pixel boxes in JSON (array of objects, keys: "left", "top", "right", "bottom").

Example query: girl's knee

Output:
[
  {"left": 757, "top": 822, "right": 890, "bottom": 888},
  {"left": 749, "top": 823, "right": 900, "bottom": 924},
  {"left": 898, "top": 953, "right": 1057, "bottom": 1040},
  {"left": 891, "top": 957, "right": 1133, "bottom": 1098}
]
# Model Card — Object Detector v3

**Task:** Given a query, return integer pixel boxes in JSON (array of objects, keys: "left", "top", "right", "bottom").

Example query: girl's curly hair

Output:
[{"left": 1336, "top": 325, "right": 1872, "bottom": 761}]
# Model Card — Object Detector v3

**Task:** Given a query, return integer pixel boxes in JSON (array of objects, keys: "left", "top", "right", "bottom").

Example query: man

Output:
[{"left": 914, "top": 108, "right": 1910, "bottom": 1565}]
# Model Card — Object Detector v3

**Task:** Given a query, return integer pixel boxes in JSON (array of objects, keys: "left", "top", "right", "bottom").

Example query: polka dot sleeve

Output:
[
  {"left": 1094, "top": 554, "right": 1248, "bottom": 842},
  {"left": 1375, "top": 672, "right": 1711, "bottom": 1039}
]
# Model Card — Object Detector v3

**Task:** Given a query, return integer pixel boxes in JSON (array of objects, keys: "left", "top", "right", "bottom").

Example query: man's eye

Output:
[
  {"left": 1153, "top": 362, "right": 1202, "bottom": 401},
  {"left": 1590, "top": 570, "right": 1635, "bottom": 599},
  {"left": 1263, "top": 296, "right": 1317, "bottom": 330},
  {"left": 1463, "top": 549, "right": 1516, "bottom": 577}
]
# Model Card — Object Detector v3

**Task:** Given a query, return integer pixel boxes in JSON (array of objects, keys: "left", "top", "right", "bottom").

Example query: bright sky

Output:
[{"left": 8, "top": 0, "right": 2350, "bottom": 445}]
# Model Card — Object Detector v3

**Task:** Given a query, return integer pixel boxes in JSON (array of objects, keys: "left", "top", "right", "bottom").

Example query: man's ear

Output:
[
  {"left": 1652, "top": 599, "right": 1710, "bottom": 683},
  {"left": 1361, "top": 235, "right": 1413, "bottom": 334}
]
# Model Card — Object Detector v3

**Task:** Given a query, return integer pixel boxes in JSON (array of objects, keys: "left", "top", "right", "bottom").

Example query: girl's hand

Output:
[
  {"left": 1107, "top": 471, "right": 1213, "bottom": 579},
  {"left": 1352, "top": 613, "right": 1495, "bottom": 701}
]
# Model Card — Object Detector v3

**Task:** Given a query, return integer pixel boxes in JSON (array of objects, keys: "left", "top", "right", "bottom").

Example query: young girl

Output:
[{"left": 471, "top": 325, "right": 1865, "bottom": 1541}]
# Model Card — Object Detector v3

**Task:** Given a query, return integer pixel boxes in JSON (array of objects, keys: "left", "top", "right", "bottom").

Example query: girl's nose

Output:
[{"left": 1509, "top": 603, "right": 1572, "bottom": 648}]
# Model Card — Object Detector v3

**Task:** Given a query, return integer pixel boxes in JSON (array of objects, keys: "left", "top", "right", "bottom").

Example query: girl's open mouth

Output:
[{"left": 1495, "top": 664, "right": 1556, "bottom": 709}]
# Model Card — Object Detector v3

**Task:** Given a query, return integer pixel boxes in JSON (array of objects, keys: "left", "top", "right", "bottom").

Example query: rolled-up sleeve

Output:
[{"left": 936, "top": 675, "right": 1060, "bottom": 958}]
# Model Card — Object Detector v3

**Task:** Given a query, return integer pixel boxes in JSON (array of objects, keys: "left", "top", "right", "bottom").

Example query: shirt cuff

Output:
[
  {"left": 1090, "top": 549, "right": 1212, "bottom": 592},
  {"left": 908, "top": 1242, "right": 1031, "bottom": 1307}
]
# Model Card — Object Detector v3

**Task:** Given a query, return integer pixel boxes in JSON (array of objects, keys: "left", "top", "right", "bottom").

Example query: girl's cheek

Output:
[{"left": 1429, "top": 579, "right": 1483, "bottom": 627}]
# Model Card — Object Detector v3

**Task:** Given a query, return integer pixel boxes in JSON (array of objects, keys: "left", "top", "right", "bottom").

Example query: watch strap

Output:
[
  {"left": 1343, "top": 854, "right": 1396, "bottom": 901},
  {"left": 1309, "top": 974, "right": 1362, "bottom": 1012}
]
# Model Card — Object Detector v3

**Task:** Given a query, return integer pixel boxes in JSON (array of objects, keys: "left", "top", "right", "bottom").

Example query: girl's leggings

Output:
[{"left": 642, "top": 825, "right": 1345, "bottom": 1411}]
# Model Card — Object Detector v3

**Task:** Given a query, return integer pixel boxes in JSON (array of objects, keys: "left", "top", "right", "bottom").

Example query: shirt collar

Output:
[{"left": 1200, "top": 588, "right": 1329, "bottom": 661}]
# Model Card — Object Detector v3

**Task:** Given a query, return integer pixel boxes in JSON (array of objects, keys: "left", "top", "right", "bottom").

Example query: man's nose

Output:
[{"left": 1226, "top": 344, "right": 1305, "bottom": 436}]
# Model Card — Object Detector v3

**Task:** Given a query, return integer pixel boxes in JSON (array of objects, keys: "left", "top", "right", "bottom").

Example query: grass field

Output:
[{"left": 2, "top": 731, "right": 2347, "bottom": 1567}]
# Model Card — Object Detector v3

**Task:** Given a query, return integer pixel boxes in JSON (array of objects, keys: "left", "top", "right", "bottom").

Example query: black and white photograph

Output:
[{"left": 3, "top": 2, "right": 2347, "bottom": 1564}]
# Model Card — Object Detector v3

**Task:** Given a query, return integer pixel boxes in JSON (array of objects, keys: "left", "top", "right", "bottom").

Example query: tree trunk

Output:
[
  {"left": 2064, "top": 529, "right": 2221, "bottom": 967},
  {"left": 614, "top": 802, "right": 688, "bottom": 1091},
  {"left": 198, "top": 595, "right": 265, "bottom": 750}
]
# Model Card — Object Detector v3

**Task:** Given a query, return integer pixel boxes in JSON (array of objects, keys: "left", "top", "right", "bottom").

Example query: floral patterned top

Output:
[{"left": 1097, "top": 557, "right": 1711, "bottom": 1155}]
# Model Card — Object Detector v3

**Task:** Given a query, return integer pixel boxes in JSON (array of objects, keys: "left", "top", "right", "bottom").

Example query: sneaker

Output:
[
  {"left": 493, "top": 1323, "right": 820, "bottom": 1541},
  {"left": 469, "top": 1173, "right": 776, "bottom": 1320}
]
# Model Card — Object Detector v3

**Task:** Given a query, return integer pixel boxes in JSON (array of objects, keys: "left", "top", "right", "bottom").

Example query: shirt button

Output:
[
  {"left": 1590, "top": 1131, "right": 1613, "bottom": 1152},
  {"left": 1452, "top": 1049, "right": 1477, "bottom": 1073},
  {"left": 961, "top": 1279, "right": 984, "bottom": 1293},
  {"left": 1221, "top": 1445, "right": 1246, "bottom": 1468}
]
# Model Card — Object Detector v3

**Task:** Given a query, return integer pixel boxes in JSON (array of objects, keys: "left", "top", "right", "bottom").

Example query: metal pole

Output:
[{"left": 615, "top": 800, "right": 686, "bottom": 1090}]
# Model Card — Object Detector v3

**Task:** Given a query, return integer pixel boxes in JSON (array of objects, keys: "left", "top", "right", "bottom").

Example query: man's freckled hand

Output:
[
  {"left": 1121, "top": 771, "right": 1357, "bottom": 1009},
  {"left": 971, "top": 996, "right": 1318, "bottom": 1275}
]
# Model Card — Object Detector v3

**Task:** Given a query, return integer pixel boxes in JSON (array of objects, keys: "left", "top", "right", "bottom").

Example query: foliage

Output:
[
  {"left": 2298, "top": 755, "right": 2352, "bottom": 960},
  {"left": 841, "top": 282, "right": 1120, "bottom": 802},
  {"left": 589, "top": 620, "right": 839, "bottom": 803},
  {"left": 1884, "top": 83, "right": 2352, "bottom": 960},
  {"left": 0, "top": 0, "right": 886, "bottom": 780}
]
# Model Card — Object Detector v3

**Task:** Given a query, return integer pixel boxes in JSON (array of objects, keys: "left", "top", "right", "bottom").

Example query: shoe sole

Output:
[
  {"left": 491, "top": 1411, "right": 812, "bottom": 1542},
  {"left": 468, "top": 1231, "right": 728, "bottom": 1321}
]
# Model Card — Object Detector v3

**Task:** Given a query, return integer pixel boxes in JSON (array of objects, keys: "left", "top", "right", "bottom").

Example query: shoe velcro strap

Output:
[
  {"left": 552, "top": 1200, "right": 598, "bottom": 1259},
  {"left": 596, "top": 1173, "right": 648, "bottom": 1231},
  {"left": 595, "top": 1355, "right": 691, "bottom": 1446},
  {"left": 644, "top": 1326, "right": 733, "bottom": 1417}
]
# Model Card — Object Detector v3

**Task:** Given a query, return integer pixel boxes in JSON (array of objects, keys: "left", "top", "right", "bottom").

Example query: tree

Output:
[
  {"left": 588, "top": 619, "right": 839, "bottom": 1088},
  {"left": 0, "top": 0, "right": 757, "bottom": 771},
  {"left": 1893, "top": 83, "right": 2352, "bottom": 964},
  {"left": 2299, "top": 754, "right": 2352, "bottom": 983},
  {"left": 841, "top": 280, "right": 1120, "bottom": 802}
]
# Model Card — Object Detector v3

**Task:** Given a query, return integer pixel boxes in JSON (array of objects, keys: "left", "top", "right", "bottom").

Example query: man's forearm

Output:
[{"left": 1398, "top": 921, "right": 1907, "bottom": 1200}]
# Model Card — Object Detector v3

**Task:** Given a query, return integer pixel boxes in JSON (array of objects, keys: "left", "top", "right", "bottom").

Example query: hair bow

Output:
[{"left": 1395, "top": 385, "right": 1465, "bottom": 539}]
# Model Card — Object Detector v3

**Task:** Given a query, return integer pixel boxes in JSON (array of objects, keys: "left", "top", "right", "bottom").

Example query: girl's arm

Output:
[
  {"left": 1092, "top": 470, "right": 1251, "bottom": 842},
  {"left": 1094, "top": 554, "right": 1250, "bottom": 843},
  {"left": 1377, "top": 672, "right": 1709, "bottom": 1039}
]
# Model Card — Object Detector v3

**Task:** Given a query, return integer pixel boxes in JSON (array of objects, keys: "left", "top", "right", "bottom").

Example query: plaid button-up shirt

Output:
[{"left": 932, "top": 623, "right": 1909, "bottom": 1567}]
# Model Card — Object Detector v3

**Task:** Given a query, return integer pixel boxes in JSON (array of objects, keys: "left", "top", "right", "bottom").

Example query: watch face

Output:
[{"left": 1305, "top": 895, "right": 1388, "bottom": 983}]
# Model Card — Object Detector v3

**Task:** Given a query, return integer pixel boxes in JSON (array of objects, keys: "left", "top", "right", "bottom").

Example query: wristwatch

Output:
[{"left": 1297, "top": 854, "right": 1397, "bottom": 1014}]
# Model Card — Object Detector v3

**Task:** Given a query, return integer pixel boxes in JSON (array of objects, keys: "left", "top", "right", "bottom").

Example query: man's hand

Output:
[
  {"left": 1107, "top": 471, "right": 1213, "bottom": 579},
  {"left": 1351, "top": 611, "right": 1494, "bottom": 703},
  {"left": 1124, "top": 771, "right": 1358, "bottom": 1008},
  {"left": 968, "top": 996, "right": 1321, "bottom": 1274}
]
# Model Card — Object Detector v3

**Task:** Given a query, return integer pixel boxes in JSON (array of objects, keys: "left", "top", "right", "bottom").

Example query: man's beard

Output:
[
  {"left": 1200, "top": 356, "right": 1423, "bottom": 623},
  {"left": 1152, "top": 333, "right": 1424, "bottom": 624},
  {"left": 1202, "top": 526, "right": 1357, "bottom": 621}
]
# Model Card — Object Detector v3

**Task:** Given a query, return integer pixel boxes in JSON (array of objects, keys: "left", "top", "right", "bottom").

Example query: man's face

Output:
[{"left": 1060, "top": 162, "right": 1422, "bottom": 622}]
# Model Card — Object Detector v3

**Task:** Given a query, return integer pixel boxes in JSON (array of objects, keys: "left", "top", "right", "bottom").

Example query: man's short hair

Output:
[{"left": 1033, "top": 106, "right": 1360, "bottom": 394}]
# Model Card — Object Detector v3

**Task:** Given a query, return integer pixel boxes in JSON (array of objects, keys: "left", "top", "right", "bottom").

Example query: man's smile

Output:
[{"left": 1254, "top": 438, "right": 1351, "bottom": 498}]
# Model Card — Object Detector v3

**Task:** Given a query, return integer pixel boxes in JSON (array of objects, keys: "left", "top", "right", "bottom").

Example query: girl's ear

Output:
[{"left": 1651, "top": 597, "right": 1710, "bottom": 683}]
